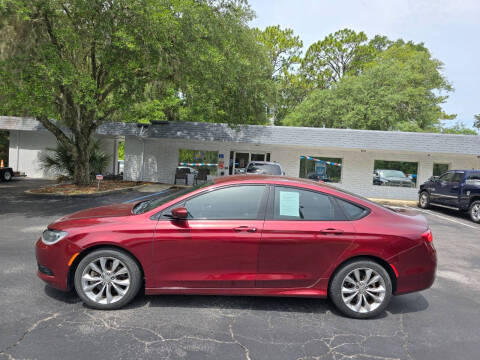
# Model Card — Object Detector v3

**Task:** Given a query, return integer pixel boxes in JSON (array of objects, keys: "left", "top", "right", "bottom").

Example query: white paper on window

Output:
[{"left": 279, "top": 191, "right": 300, "bottom": 217}]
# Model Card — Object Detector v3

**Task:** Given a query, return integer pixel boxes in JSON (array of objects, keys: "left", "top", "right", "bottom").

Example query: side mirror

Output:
[{"left": 171, "top": 207, "right": 188, "bottom": 219}]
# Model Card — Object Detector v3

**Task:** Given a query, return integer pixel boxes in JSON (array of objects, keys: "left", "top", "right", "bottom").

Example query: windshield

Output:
[
  {"left": 246, "top": 163, "right": 282, "bottom": 175},
  {"left": 379, "top": 170, "right": 407, "bottom": 178},
  {"left": 133, "top": 181, "right": 213, "bottom": 214}
]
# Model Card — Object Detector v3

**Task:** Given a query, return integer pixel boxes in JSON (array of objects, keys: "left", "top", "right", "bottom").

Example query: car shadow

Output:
[
  {"left": 44, "top": 285, "right": 82, "bottom": 305},
  {"left": 44, "top": 285, "right": 429, "bottom": 318}
]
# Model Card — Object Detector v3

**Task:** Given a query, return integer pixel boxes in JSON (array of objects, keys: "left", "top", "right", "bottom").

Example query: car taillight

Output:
[{"left": 422, "top": 229, "right": 433, "bottom": 243}]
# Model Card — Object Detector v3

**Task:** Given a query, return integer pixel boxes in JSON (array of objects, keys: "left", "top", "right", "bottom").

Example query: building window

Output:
[
  {"left": 433, "top": 163, "right": 449, "bottom": 177},
  {"left": 178, "top": 149, "right": 219, "bottom": 176},
  {"left": 299, "top": 156, "right": 342, "bottom": 183},
  {"left": 373, "top": 160, "right": 418, "bottom": 188}
]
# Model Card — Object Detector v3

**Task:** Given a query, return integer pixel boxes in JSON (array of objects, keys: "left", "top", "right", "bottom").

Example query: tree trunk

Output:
[{"left": 73, "top": 136, "right": 91, "bottom": 186}]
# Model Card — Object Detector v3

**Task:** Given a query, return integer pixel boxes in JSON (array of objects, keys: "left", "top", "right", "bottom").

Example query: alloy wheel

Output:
[
  {"left": 341, "top": 268, "right": 386, "bottom": 313},
  {"left": 472, "top": 203, "right": 480, "bottom": 222},
  {"left": 420, "top": 193, "right": 428, "bottom": 207},
  {"left": 81, "top": 256, "right": 131, "bottom": 305}
]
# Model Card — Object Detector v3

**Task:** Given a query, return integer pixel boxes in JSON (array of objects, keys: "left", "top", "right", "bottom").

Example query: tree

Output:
[
  {"left": 474, "top": 114, "right": 480, "bottom": 131},
  {"left": 440, "top": 122, "right": 477, "bottom": 135},
  {"left": 284, "top": 41, "right": 454, "bottom": 131},
  {"left": 0, "top": 0, "right": 268, "bottom": 184},
  {"left": 255, "top": 25, "right": 303, "bottom": 123},
  {"left": 301, "top": 29, "right": 373, "bottom": 89},
  {"left": 40, "top": 139, "right": 110, "bottom": 179}
]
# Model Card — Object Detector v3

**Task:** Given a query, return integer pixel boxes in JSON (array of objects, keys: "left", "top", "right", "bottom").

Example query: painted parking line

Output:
[{"left": 406, "top": 206, "right": 480, "bottom": 230}]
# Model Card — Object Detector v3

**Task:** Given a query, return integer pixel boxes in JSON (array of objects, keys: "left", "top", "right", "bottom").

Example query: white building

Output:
[{"left": 2, "top": 116, "right": 479, "bottom": 200}]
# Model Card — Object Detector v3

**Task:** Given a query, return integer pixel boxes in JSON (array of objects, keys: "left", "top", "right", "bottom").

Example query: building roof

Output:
[{"left": 1, "top": 116, "right": 479, "bottom": 156}]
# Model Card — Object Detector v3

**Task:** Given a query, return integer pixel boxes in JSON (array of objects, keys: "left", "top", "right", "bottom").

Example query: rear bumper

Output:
[
  {"left": 389, "top": 242, "right": 437, "bottom": 295},
  {"left": 35, "top": 238, "right": 82, "bottom": 291}
]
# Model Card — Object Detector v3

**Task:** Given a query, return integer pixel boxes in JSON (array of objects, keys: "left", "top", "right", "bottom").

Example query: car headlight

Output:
[{"left": 41, "top": 230, "right": 68, "bottom": 245}]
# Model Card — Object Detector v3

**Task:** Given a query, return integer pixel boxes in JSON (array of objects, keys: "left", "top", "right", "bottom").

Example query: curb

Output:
[
  {"left": 24, "top": 184, "right": 150, "bottom": 198},
  {"left": 368, "top": 198, "right": 418, "bottom": 207}
]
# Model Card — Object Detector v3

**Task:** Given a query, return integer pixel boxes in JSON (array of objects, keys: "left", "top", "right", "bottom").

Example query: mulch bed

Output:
[{"left": 29, "top": 180, "right": 147, "bottom": 195}]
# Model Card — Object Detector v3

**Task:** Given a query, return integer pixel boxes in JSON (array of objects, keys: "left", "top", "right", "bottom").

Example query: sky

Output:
[{"left": 248, "top": 0, "right": 480, "bottom": 129}]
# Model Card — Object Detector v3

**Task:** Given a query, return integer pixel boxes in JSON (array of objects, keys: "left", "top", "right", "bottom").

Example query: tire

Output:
[
  {"left": 469, "top": 200, "right": 480, "bottom": 224},
  {"left": 74, "top": 248, "right": 142, "bottom": 310},
  {"left": 3, "top": 170, "right": 12, "bottom": 182},
  {"left": 418, "top": 191, "right": 430, "bottom": 209},
  {"left": 329, "top": 259, "right": 392, "bottom": 319}
]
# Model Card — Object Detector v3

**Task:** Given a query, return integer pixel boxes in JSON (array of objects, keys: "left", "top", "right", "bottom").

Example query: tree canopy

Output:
[
  {"left": 0, "top": 4, "right": 476, "bottom": 183},
  {"left": 0, "top": 0, "right": 273, "bottom": 183},
  {"left": 282, "top": 31, "right": 476, "bottom": 133}
]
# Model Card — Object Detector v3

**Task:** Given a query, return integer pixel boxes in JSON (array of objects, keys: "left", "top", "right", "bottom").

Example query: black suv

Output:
[{"left": 418, "top": 170, "right": 480, "bottom": 223}]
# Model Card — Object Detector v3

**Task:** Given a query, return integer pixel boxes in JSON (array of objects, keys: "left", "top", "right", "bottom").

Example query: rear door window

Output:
[{"left": 272, "top": 186, "right": 335, "bottom": 220}]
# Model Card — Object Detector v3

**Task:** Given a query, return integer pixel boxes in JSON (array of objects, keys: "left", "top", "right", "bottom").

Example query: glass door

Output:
[{"left": 234, "top": 152, "right": 249, "bottom": 174}]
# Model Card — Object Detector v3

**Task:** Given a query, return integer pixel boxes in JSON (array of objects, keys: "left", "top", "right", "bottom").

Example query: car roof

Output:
[
  {"left": 247, "top": 161, "right": 281, "bottom": 165},
  {"left": 213, "top": 174, "right": 333, "bottom": 188}
]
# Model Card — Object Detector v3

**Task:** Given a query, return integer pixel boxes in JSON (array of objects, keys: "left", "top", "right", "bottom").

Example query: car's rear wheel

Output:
[
  {"left": 329, "top": 260, "right": 392, "bottom": 319},
  {"left": 469, "top": 200, "right": 480, "bottom": 223},
  {"left": 3, "top": 170, "right": 12, "bottom": 182},
  {"left": 418, "top": 191, "right": 430, "bottom": 209},
  {"left": 74, "top": 249, "right": 142, "bottom": 309}
]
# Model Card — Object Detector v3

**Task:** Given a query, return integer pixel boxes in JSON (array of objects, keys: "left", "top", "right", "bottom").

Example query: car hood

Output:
[
  {"left": 384, "top": 176, "right": 412, "bottom": 182},
  {"left": 54, "top": 203, "right": 136, "bottom": 222}
]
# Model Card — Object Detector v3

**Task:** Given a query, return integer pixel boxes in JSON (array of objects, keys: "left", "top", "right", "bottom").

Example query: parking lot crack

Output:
[
  {"left": 228, "top": 317, "right": 252, "bottom": 360},
  {"left": 0, "top": 312, "right": 61, "bottom": 358}
]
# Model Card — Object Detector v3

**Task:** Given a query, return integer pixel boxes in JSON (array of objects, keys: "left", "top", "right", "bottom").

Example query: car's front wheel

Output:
[
  {"left": 469, "top": 200, "right": 480, "bottom": 224},
  {"left": 418, "top": 191, "right": 430, "bottom": 209},
  {"left": 329, "top": 260, "right": 392, "bottom": 319},
  {"left": 74, "top": 248, "right": 142, "bottom": 309},
  {"left": 3, "top": 170, "right": 12, "bottom": 182}
]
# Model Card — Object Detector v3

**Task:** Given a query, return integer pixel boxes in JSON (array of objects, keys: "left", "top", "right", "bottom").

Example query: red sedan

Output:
[{"left": 36, "top": 175, "right": 436, "bottom": 318}]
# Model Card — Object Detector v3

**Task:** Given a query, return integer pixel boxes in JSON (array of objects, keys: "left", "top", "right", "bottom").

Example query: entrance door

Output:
[{"left": 234, "top": 152, "right": 249, "bottom": 174}]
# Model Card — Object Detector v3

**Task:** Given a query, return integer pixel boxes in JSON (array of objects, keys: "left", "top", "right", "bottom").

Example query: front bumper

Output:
[
  {"left": 35, "top": 238, "right": 82, "bottom": 291},
  {"left": 389, "top": 241, "right": 437, "bottom": 295}
]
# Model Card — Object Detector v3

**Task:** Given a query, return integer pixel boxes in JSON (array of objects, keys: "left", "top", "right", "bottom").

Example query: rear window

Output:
[
  {"left": 247, "top": 163, "right": 282, "bottom": 175},
  {"left": 335, "top": 198, "right": 369, "bottom": 220}
]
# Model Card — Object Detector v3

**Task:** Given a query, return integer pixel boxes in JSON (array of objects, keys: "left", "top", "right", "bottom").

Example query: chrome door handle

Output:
[
  {"left": 319, "top": 228, "right": 344, "bottom": 235},
  {"left": 233, "top": 226, "right": 257, "bottom": 233}
]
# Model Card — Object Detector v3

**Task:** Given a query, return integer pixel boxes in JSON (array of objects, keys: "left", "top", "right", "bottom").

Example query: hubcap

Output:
[
  {"left": 4, "top": 172, "right": 11, "bottom": 180},
  {"left": 341, "top": 268, "right": 386, "bottom": 313},
  {"left": 472, "top": 204, "right": 480, "bottom": 221},
  {"left": 81, "top": 257, "right": 130, "bottom": 304},
  {"left": 420, "top": 194, "right": 427, "bottom": 207}
]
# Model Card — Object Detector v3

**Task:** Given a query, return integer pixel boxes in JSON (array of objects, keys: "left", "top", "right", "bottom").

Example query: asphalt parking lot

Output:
[{"left": 1, "top": 179, "right": 480, "bottom": 360}]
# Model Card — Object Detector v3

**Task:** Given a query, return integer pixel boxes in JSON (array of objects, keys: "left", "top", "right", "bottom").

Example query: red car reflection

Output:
[{"left": 36, "top": 175, "right": 436, "bottom": 318}]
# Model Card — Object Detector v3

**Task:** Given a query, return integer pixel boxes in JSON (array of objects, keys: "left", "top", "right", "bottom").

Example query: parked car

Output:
[
  {"left": 36, "top": 175, "right": 436, "bottom": 318},
  {"left": 0, "top": 166, "right": 14, "bottom": 181},
  {"left": 307, "top": 172, "right": 331, "bottom": 182},
  {"left": 418, "top": 170, "right": 480, "bottom": 223},
  {"left": 176, "top": 166, "right": 198, "bottom": 176},
  {"left": 373, "top": 169, "right": 415, "bottom": 187},
  {"left": 246, "top": 161, "right": 284, "bottom": 175}
]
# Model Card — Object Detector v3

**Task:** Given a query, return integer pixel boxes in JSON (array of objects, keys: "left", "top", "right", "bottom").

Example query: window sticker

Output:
[{"left": 279, "top": 191, "right": 300, "bottom": 217}]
